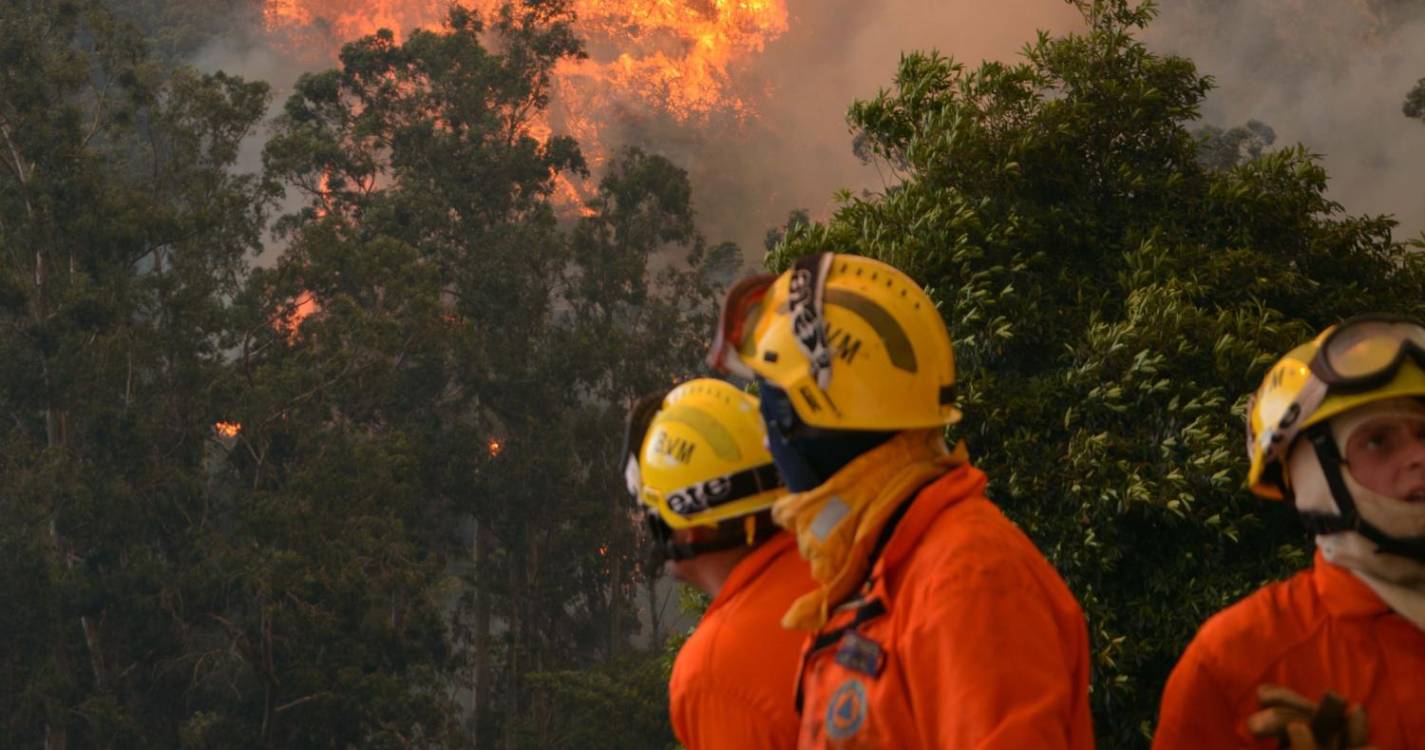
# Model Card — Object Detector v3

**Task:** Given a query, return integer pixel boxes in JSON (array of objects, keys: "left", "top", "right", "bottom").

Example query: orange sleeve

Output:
[
  {"left": 1152, "top": 640, "right": 1246, "bottom": 750},
  {"left": 672, "top": 686, "right": 799, "bottom": 750},
  {"left": 901, "top": 573, "right": 1090, "bottom": 749}
]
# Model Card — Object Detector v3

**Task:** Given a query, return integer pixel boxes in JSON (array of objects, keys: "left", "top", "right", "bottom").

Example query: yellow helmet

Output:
[
  {"left": 1247, "top": 316, "right": 1425, "bottom": 499},
  {"left": 625, "top": 379, "right": 784, "bottom": 531},
  {"left": 707, "top": 253, "right": 959, "bottom": 430}
]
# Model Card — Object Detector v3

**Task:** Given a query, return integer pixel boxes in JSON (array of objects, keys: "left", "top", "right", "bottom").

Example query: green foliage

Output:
[
  {"left": 770, "top": 1, "right": 1425, "bottom": 745},
  {"left": 511, "top": 652, "right": 677, "bottom": 750},
  {"left": 764, "top": 209, "right": 811, "bottom": 254},
  {"left": 3, "top": 0, "right": 717, "bottom": 746},
  {"left": 101, "top": 0, "right": 263, "bottom": 63},
  {"left": 255, "top": 4, "right": 728, "bottom": 746},
  {"left": 15, "top": 0, "right": 1421, "bottom": 745},
  {"left": 0, "top": 0, "right": 281, "bottom": 744}
]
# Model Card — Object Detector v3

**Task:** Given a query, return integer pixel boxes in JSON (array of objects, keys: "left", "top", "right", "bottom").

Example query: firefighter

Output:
[
  {"left": 707, "top": 252, "right": 1094, "bottom": 749},
  {"left": 623, "top": 378, "right": 813, "bottom": 749},
  {"left": 1154, "top": 315, "right": 1425, "bottom": 749}
]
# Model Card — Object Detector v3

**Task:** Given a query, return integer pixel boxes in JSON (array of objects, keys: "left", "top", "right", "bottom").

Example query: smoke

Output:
[
  {"left": 189, "top": 0, "right": 1425, "bottom": 271},
  {"left": 1144, "top": 0, "right": 1425, "bottom": 241},
  {"left": 666, "top": 0, "right": 1086, "bottom": 263},
  {"left": 186, "top": 19, "right": 315, "bottom": 266}
]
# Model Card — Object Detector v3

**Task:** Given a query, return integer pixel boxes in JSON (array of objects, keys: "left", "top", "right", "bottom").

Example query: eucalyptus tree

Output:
[
  {"left": 0, "top": 0, "right": 275, "bottom": 745},
  {"left": 256, "top": 4, "right": 715, "bottom": 746},
  {"left": 770, "top": 1, "right": 1425, "bottom": 744}
]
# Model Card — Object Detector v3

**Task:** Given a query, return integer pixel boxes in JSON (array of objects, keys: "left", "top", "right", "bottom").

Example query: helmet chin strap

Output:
[
  {"left": 645, "top": 511, "right": 780, "bottom": 564},
  {"left": 1298, "top": 423, "right": 1425, "bottom": 563}
]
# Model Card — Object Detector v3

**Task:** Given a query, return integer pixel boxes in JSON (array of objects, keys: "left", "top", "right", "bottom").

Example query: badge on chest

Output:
[{"left": 834, "top": 631, "right": 886, "bottom": 677}]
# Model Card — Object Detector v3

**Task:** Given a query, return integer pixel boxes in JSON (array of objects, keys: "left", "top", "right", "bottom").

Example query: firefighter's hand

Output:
[{"left": 1245, "top": 685, "right": 1376, "bottom": 749}]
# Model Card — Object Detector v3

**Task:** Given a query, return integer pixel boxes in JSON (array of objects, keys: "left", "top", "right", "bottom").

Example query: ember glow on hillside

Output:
[
  {"left": 214, "top": 421, "right": 242, "bottom": 438},
  {"left": 262, "top": 0, "right": 788, "bottom": 123}
]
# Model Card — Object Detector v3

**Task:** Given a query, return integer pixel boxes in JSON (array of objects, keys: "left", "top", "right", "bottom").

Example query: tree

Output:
[
  {"left": 770, "top": 1, "right": 1425, "bottom": 745},
  {"left": 102, "top": 0, "right": 264, "bottom": 63},
  {"left": 1194, "top": 119, "right": 1276, "bottom": 170},
  {"left": 1405, "top": 77, "right": 1425, "bottom": 122},
  {"left": 0, "top": 0, "right": 276, "bottom": 745},
  {"left": 257, "top": 5, "right": 717, "bottom": 746}
]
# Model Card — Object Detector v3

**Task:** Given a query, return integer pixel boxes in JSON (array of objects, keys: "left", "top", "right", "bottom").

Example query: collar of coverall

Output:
[
  {"left": 870, "top": 461, "right": 989, "bottom": 577},
  {"left": 772, "top": 429, "right": 965, "bottom": 630},
  {"left": 1311, "top": 549, "right": 1395, "bottom": 619},
  {"left": 702, "top": 531, "right": 799, "bottom": 617}
]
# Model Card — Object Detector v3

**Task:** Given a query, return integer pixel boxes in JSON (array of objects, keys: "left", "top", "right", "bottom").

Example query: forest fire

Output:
[
  {"left": 274, "top": 293, "right": 321, "bottom": 342},
  {"left": 214, "top": 421, "right": 242, "bottom": 438},
  {"left": 263, "top": 0, "right": 789, "bottom": 180}
]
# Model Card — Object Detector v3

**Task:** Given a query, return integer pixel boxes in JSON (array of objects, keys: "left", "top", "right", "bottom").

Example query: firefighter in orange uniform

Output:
[
  {"left": 624, "top": 378, "right": 813, "bottom": 749},
  {"left": 707, "top": 253, "right": 1095, "bottom": 749},
  {"left": 1154, "top": 316, "right": 1425, "bottom": 750}
]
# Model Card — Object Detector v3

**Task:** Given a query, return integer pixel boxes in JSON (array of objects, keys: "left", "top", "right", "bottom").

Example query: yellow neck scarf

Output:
[{"left": 772, "top": 429, "right": 967, "bottom": 630}]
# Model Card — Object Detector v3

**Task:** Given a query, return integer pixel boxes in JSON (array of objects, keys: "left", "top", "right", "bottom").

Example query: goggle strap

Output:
[
  {"left": 664, "top": 462, "right": 783, "bottom": 518},
  {"left": 788, "top": 253, "right": 834, "bottom": 390}
]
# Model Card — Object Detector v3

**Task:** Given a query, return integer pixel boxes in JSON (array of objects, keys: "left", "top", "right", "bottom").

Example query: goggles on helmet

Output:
[
  {"left": 1309, "top": 315, "right": 1425, "bottom": 389},
  {"left": 707, "top": 273, "right": 776, "bottom": 381},
  {"left": 1287, "top": 315, "right": 1425, "bottom": 442},
  {"left": 1248, "top": 315, "right": 1425, "bottom": 479}
]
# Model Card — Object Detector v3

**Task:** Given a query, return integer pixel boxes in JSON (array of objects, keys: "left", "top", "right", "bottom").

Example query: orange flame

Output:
[
  {"left": 263, "top": 0, "right": 449, "bottom": 49},
  {"left": 277, "top": 293, "right": 321, "bottom": 341},
  {"left": 264, "top": 1, "right": 787, "bottom": 120},
  {"left": 487, "top": 438, "right": 504, "bottom": 457},
  {"left": 263, "top": 0, "right": 789, "bottom": 203},
  {"left": 214, "top": 421, "right": 242, "bottom": 438},
  {"left": 554, "top": 0, "right": 789, "bottom": 123}
]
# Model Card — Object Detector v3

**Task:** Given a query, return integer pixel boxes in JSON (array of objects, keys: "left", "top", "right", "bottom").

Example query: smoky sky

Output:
[
  {"left": 702, "top": 0, "right": 1425, "bottom": 259},
  {"left": 673, "top": 0, "right": 1085, "bottom": 263},
  {"left": 192, "top": 0, "right": 1425, "bottom": 266},
  {"left": 1146, "top": 0, "right": 1425, "bottom": 242}
]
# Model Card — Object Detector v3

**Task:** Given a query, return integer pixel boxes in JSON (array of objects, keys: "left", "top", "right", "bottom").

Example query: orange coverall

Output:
[
  {"left": 669, "top": 531, "right": 815, "bottom": 750},
  {"left": 795, "top": 464, "right": 1095, "bottom": 750},
  {"left": 1153, "top": 551, "right": 1425, "bottom": 749}
]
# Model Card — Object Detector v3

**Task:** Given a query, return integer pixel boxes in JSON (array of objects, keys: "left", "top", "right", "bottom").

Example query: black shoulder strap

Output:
[{"left": 792, "top": 484, "right": 929, "bottom": 714}]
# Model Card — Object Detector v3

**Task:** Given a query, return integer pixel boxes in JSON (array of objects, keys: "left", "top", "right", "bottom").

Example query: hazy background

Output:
[
  {"left": 191, "top": 0, "right": 1425, "bottom": 263},
  {"left": 1148, "top": 0, "right": 1425, "bottom": 242}
]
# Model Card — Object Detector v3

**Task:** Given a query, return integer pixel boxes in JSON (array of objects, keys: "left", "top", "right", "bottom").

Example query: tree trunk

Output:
[
  {"left": 38, "top": 240, "right": 70, "bottom": 750},
  {"left": 607, "top": 491, "right": 626, "bottom": 656},
  {"left": 646, "top": 571, "right": 662, "bottom": 650},
  {"left": 502, "top": 542, "right": 522, "bottom": 750},
  {"left": 472, "top": 522, "right": 493, "bottom": 748}
]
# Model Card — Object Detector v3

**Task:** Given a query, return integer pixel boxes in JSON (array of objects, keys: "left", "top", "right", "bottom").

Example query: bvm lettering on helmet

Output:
[
  {"left": 825, "top": 322, "right": 863, "bottom": 365},
  {"left": 652, "top": 430, "right": 696, "bottom": 464}
]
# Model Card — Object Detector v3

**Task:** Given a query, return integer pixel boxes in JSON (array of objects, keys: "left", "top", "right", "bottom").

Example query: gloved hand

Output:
[{"left": 1246, "top": 685, "right": 1377, "bottom": 750}]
